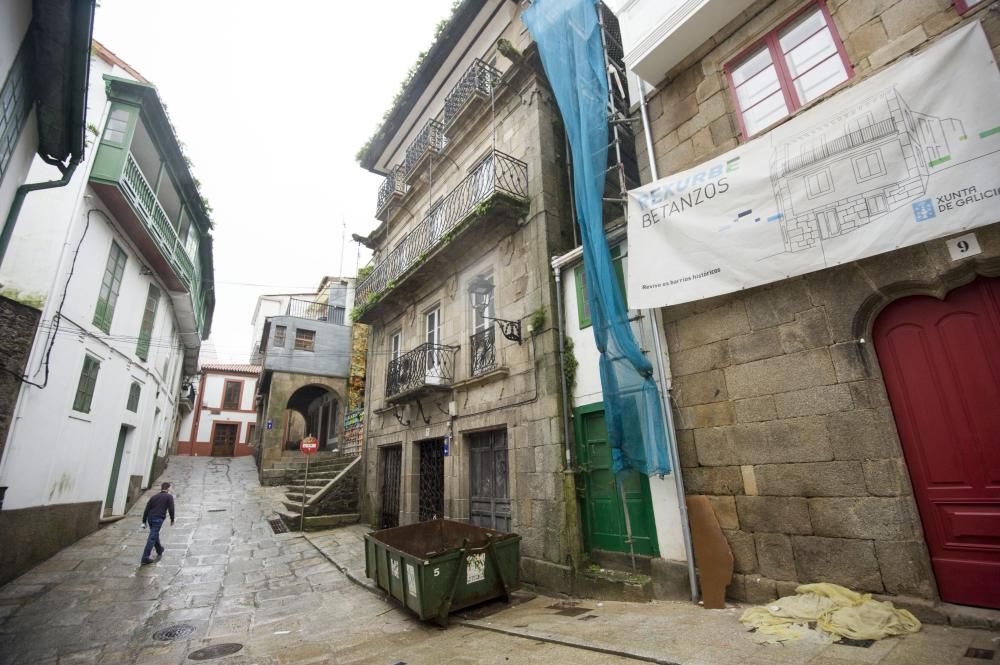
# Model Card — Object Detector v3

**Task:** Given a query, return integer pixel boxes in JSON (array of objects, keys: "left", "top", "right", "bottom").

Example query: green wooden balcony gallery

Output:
[{"left": 356, "top": 150, "right": 528, "bottom": 313}]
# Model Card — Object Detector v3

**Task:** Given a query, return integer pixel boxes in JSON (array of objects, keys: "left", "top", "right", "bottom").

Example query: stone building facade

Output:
[
  {"left": 0, "top": 296, "right": 39, "bottom": 475},
  {"left": 623, "top": 0, "right": 1000, "bottom": 611},
  {"left": 355, "top": 0, "right": 579, "bottom": 590}
]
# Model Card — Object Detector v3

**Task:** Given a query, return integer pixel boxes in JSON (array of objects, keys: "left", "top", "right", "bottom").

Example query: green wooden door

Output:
[
  {"left": 105, "top": 426, "right": 128, "bottom": 516},
  {"left": 575, "top": 405, "right": 658, "bottom": 556}
]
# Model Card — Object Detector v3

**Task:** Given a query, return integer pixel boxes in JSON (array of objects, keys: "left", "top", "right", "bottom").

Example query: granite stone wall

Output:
[
  {"left": 636, "top": 0, "right": 1000, "bottom": 603},
  {"left": 0, "top": 295, "right": 40, "bottom": 470}
]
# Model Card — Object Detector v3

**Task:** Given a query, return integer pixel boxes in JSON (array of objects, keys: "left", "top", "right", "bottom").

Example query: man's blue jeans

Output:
[{"left": 142, "top": 517, "right": 165, "bottom": 562}]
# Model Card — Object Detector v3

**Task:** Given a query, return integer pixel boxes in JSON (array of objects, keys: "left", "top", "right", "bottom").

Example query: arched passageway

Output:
[{"left": 285, "top": 385, "right": 341, "bottom": 451}]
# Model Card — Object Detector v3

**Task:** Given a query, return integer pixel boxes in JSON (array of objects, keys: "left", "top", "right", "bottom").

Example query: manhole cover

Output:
[
  {"left": 207, "top": 508, "right": 226, "bottom": 513},
  {"left": 268, "top": 518, "right": 288, "bottom": 534},
  {"left": 187, "top": 643, "right": 243, "bottom": 660},
  {"left": 838, "top": 638, "right": 875, "bottom": 648},
  {"left": 153, "top": 623, "right": 197, "bottom": 641}
]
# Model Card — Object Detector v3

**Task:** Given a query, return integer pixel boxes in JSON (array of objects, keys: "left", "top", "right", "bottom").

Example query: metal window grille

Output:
[
  {"left": 379, "top": 445, "right": 402, "bottom": 529},
  {"left": 470, "top": 328, "right": 497, "bottom": 376},
  {"left": 418, "top": 439, "right": 445, "bottom": 521}
]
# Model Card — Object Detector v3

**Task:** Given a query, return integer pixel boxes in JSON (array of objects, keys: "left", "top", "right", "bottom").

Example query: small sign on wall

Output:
[
  {"left": 266, "top": 419, "right": 273, "bottom": 430},
  {"left": 946, "top": 232, "right": 982, "bottom": 261}
]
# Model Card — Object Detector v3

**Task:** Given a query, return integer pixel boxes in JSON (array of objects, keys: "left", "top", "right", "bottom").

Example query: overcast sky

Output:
[{"left": 92, "top": 0, "right": 458, "bottom": 363}]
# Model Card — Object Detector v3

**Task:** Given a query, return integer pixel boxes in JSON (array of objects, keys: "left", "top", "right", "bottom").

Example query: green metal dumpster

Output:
[{"left": 364, "top": 519, "right": 520, "bottom": 624}]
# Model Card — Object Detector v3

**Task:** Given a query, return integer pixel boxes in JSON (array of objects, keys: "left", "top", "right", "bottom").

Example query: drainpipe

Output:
[
  {"left": 0, "top": 156, "right": 83, "bottom": 270},
  {"left": 553, "top": 264, "right": 572, "bottom": 470},
  {"left": 637, "top": 75, "right": 699, "bottom": 603}
]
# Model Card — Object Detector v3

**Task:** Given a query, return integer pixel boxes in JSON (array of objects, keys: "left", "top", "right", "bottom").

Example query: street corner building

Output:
[
  {"left": 354, "top": 0, "right": 583, "bottom": 592},
  {"left": 0, "top": 24, "right": 215, "bottom": 584},
  {"left": 250, "top": 277, "right": 365, "bottom": 487},
  {"left": 175, "top": 363, "right": 261, "bottom": 458},
  {"left": 618, "top": 0, "right": 1000, "bottom": 610}
]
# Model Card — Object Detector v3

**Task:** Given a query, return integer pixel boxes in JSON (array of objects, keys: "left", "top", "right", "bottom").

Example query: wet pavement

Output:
[{"left": 1, "top": 456, "right": 997, "bottom": 665}]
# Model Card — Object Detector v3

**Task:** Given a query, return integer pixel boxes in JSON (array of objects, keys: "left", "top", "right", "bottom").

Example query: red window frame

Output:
[
  {"left": 724, "top": 0, "right": 852, "bottom": 140},
  {"left": 954, "top": 0, "right": 986, "bottom": 15}
]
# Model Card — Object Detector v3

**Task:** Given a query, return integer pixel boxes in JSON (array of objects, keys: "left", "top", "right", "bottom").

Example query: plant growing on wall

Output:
[
  {"left": 562, "top": 336, "right": 578, "bottom": 393},
  {"left": 529, "top": 306, "right": 546, "bottom": 333}
]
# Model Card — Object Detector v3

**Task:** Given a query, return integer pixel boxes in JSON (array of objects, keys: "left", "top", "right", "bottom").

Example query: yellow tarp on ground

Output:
[{"left": 739, "top": 582, "right": 922, "bottom": 644}]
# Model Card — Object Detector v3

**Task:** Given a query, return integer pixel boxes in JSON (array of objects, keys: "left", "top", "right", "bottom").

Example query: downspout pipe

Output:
[
  {"left": 553, "top": 262, "right": 572, "bottom": 470},
  {"left": 0, "top": 155, "right": 82, "bottom": 270},
  {"left": 637, "top": 75, "right": 700, "bottom": 603}
]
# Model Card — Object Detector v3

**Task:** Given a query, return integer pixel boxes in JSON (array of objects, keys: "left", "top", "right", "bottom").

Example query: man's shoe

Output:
[
  {"left": 140, "top": 559, "right": 155, "bottom": 565},
  {"left": 155, "top": 552, "right": 163, "bottom": 561}
]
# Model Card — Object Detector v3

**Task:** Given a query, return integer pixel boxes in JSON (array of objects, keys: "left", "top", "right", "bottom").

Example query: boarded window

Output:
[
  {"left": 274, "top": 325, "right": 286, "bottom": 347},
  {"left": 294, "top": 329, "right": 315, "bottom": 351}
]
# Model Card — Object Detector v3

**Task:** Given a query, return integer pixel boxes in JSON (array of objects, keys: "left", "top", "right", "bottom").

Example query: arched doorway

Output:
[
  {"left": 285, "top": 385, "right": 341, "bottom": 451},
  {"left": 872, "top": 276, "right": 1000, "bottom": 609}
]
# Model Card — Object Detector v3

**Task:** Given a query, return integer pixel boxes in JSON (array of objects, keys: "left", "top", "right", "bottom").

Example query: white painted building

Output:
[
  {"left": 0, "top": 41, "right": 215, "bottom": 531},
  {"left": 177, "top": 364, "right": 260, "bottom": 457}
]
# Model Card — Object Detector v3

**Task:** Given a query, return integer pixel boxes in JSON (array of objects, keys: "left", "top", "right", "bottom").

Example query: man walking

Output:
[{"left": 140, "top": 482, "right": 175, "bottom": 565}]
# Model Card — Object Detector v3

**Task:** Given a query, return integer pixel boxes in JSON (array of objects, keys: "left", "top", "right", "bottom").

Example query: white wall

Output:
[
  {"left": 561, "top": 242, "right": 687, "bottom": 562},
  {"left": 194, "top": 372, "right": 258, "bottom": 444},
  {"left": 0, "top": 55, "right": 190, "bottom": 516}
]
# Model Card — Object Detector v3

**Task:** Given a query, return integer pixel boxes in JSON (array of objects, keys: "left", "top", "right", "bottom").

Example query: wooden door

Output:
[
  {"left": 873, "top": 276, "right": 1000, "bottom": 609},
  {"left": 105, "top": 426, "right": 128, "bottom": 517},
  {"left": 575, "top": 406, "right": 658, "bottom": 556},
  {"left": 469, "top": 430, "right": 511, "bottom": 531},
  {"left": 211, "top": 423, "right": 238, "bottom": 457}
]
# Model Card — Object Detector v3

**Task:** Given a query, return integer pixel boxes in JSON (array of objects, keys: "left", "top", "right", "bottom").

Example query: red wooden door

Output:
[
  {"left": 211, "top": 423, "right": 238, "bottom": 457},
  {"left": 873, "top": 276, "right": 1000, "bottom": 609}
]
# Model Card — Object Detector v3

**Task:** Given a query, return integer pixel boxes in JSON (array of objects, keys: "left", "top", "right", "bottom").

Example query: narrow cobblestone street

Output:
[
  {"left": 0, "top": 457, "right": 631, "bottom": 665},
  {"left": 2, "top": 457, "right": 997, "bottom": 665}
]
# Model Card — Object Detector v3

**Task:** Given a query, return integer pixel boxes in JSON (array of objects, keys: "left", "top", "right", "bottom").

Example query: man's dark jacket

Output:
[{"left": 142, "top": 491, "right": 175, "bottom": 524}]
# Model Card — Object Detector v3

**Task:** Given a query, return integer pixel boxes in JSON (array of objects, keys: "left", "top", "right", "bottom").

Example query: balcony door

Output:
[
  {"left": 471, "top": 284, "right": 495, "bottom": 375},
  {"left": 425, "top": 308, "right": 442, "bottom": 381}
]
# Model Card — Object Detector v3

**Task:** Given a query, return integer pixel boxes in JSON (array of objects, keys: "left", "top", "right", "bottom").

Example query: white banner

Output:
[{"left": 627, "top": 23, "right": 1000, "bottom": 308}]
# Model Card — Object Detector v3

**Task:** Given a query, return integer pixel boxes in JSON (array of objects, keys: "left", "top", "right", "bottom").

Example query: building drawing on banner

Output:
[{"left": 771, "top": 88, "right": 965, "bottom": 252}]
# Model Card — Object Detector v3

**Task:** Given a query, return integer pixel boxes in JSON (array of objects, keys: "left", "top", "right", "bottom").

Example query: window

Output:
[
  {"left": 726, "top": 2, "right": 850, "bottom": 138},
  {"left": 136, "top": 283, "right": 160, "bottom": 361},
  {"left": 246, "top": 423, "right": 256, "bottom": 444},
  {"left": 73, "top": 355, "right": 101, "bottom": 413},
  {"left": 390, "top": 330, "right": 402, "bottom": 361},
  {"left": 426, "top": 307, "right": 441, "bottom": 372},
  {"left": 575, "top": 245, "right": 626, "bottom": 329},
  {"left": 852, "top": 151, "right": 886, "bottom": 182},
  {"left": 223, "top": 380, "right": 242, "bottom": 409},
  {"left": 471, "top": 282, "right": 494, "bottom": 334},
  {"left": 126, "top": 382, "right": 141, "bottom": 412},
  {"left": 866, "top": 193, "right": 888, "bottom": 215},
  {"left": 94, "top": 241, "right": 127, "bottom": 333},
  {"left": 955, "top": 0, "right": 986, "bottom": 14},
  {"left": 102, "top": 108, "right": 132, "bottom": 145},
  {"left": 0, "top": 36, "right": 32, "bottom": 185},
  {"left": 816, "top": 209, "right": 841, "bottom": 237},
  {"left": 805, "top": 169, "right": 832, "bottom": 198},
  {"left": 273, "top": 325, "right": 286, "bottom": 348},
  {"left": 294, "top": 328, "right": 316, "bottom": 351}
]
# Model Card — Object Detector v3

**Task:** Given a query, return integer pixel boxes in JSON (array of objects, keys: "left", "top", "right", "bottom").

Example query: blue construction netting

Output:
[{"left": 524, "top": 0, "right": 671, "bottom": 476}]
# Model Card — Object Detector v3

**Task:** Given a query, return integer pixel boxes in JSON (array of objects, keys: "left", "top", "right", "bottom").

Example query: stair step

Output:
[{"left": 576, "top": 564, "right": 653, "bottom": 603}]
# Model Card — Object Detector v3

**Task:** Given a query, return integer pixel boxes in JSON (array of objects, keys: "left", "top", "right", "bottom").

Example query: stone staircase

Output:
[{"left": 273, "top": 454, "right": 362, "bottom": 531}]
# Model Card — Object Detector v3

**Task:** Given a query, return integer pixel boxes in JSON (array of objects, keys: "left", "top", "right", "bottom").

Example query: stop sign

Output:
[{"left": 300, "top": 436, "right": 319, "bottom": 455}]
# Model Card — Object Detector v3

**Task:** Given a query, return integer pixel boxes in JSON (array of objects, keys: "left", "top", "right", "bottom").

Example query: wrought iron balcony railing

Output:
[
  {"left": 443, "top": 59, "right": 502, "bottom": 128},
  {"left": 386, "top": 343, "right": 459, "bottom": 399},
  {"left": 286, "top": 298, "right": 346, "bottom": 324},
  {"left": 356, "top": 150, "right": 528, "bottom": 306},
  {"left": 470, "top": 328, "right": 497, "bottom": 376},
  {"left": 375, "top": 166, "right": 410, "bottom": 219},
  {"left": 401, "top": 119, "right": 445, "bottom": 178}
]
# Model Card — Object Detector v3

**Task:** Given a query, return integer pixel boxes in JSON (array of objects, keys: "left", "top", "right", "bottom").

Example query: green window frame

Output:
[
  {"left": 136, "top": 283, "right": 160, "bottom": 360},
  {"left": 126, "top": 381, "right": 141, "bottom": 412},
  {"left": 93, "top": 241, "right": 127, "bottom": 333},
  {"left": 575, "top": 245, "right": 626, "bottom": 329},
  {"left": 73, "top": 355, "right": 101, "bottom": 413}
]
